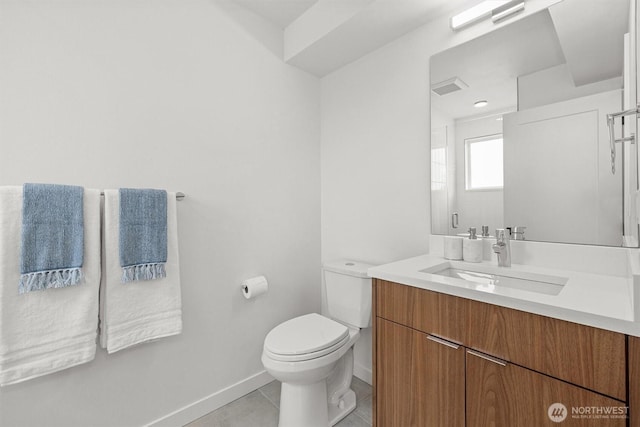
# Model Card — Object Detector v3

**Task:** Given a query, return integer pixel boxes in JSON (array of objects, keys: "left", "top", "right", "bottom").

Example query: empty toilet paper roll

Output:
[{"left": 242, "top": 276, "right": 269, "bottom": 299}]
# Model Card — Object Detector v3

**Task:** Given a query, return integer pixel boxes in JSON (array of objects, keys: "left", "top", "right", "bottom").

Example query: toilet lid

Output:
[{"left": 264, "top": 313, "right": 349, "bottom": 360}]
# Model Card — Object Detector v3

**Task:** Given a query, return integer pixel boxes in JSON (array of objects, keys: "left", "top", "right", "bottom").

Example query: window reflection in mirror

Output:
[{"left": 465, "top": 134, "right": 503, "bottom": 191}]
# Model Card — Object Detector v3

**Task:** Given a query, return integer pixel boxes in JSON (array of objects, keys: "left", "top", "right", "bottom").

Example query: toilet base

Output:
[
  {"left": 328, "top": 389, "right": 356, "bottom": 426},
  {"left": 278, "top": 382, "right": 356, "bottom": 427},
  {"left": 279, "top": 381, "right": 329, "bottom": 427}
]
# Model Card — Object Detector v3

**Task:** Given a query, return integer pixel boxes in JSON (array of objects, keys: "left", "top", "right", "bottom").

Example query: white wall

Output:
[
  {"left": 0, "top": 1, "right": 321, "bottom": 426},
  {"left": 320, "top": 32, "right": 432, "bottom": 380},
  {"left": 320, "top": 0, "right": 561, "bottom": 385}
]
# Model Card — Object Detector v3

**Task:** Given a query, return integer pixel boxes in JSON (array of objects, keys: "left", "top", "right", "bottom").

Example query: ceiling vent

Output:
[{"left": 431, "top": 77, "right": 468, "bottom": 96}]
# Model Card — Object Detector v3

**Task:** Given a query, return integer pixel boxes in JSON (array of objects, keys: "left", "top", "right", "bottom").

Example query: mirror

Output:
[{"left": 430, "top": 0, "right": 637, "bottom": 247}]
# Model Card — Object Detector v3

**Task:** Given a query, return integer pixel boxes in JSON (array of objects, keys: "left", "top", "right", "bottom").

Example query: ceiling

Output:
[
  {"left": 431, "top": 0, "right": 630, "bottom": 121},
  {"left": 226, "top": 0, "right": 630, "bottom": 83},
  {"left": 231, "top": 0, "right": 318, "bottom": 29},
  {"left": 227, "top": 0, "right": 467, "bottom": 76},
  {"left": 549, "top": 0, "right": 629, "bottom": 86}
]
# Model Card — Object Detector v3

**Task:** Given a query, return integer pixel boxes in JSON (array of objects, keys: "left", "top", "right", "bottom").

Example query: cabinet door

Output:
[
  {"left": 467, "top": 349, "right": 627, "bottom": 427},
  {"left": 376, "top": 318, "right": 464, "bottom": 427},
  {"left": 375, "top": 279, "right": 466, "bottom": 343},
  {"left": 467, "top": 299, "right": 626, "bottom": 400}
]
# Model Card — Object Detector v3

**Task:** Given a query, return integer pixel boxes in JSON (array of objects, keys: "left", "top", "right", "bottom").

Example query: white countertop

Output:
[{"left": 368, "top": 254, "right": 640, "bottom": 337}]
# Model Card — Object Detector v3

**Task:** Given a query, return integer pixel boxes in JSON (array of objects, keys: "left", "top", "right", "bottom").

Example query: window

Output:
[{"left": 465, "top": 134, "right": 503, "bottom": 190}]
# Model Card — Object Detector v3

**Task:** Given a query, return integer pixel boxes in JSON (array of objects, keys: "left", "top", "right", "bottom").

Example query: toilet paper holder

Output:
[{"left": 241, "top": 275, "right": 269, "bottom": 299}]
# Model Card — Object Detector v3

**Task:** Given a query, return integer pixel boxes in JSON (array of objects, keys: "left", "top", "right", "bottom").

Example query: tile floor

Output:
[{"left": 186, "top": 376, "right": 372, "bottom": 427}]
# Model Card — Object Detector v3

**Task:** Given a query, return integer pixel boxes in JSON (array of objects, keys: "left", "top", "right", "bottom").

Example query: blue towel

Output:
[
  {"left": 119, "top": 188, "right": 167, "bottom": 283},
  {"left": 19, "top": 183, "right": 84, "bottom": 293}
]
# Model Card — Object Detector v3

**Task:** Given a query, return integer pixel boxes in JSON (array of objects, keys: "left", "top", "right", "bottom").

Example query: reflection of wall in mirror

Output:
[
  {"left": 503, "top": 90, "right": 622, "bottom": 246},
  {"left": 431, "top": 106, "right": 456, "bottom": 235},
  {"left": 454, "top": 114, "right": 504, "bottom": 235},
  {"left": 518, "top": 63, "right": 622, "bottom": 110}
]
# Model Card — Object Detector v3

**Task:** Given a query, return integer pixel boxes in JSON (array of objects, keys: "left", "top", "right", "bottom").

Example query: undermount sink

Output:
[{"left": 420, "top": 264, "right": 568, "bottom": 296}]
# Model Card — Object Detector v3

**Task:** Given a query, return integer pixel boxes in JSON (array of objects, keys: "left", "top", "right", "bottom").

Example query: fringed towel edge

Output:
[
  {"left": 19, "top": 268, "right": 83, "bottom": 294},
  {"left": 121, "top": 263, "right": 166, "bottom": 284}
]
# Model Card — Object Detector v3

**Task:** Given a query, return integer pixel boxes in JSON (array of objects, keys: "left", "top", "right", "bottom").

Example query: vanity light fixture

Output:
[
  {"left": 474, "top": 100, "right": 489, "bottom": 108},
  {"left": 492, "top": 0, "right": 525, "bottom": 23},
  {"left": 451, "top": 0, "right": 525, "bottom": 30},
  {"left": 451, "top": 1, "right": 510, "bottom": 29}
]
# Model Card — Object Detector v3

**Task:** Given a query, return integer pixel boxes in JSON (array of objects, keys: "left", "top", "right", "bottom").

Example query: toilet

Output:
[{"left": 261, "top": 260, "right": 373, "bottom": 427}]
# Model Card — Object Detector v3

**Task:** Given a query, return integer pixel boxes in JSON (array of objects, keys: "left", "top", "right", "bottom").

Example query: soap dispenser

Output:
[{"left": 463, "top": 227, "right": 483, "bottom": 263}]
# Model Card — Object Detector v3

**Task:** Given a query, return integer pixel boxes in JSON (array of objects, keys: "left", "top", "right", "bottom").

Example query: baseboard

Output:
[
  {"left": 146, "top": 370, "right": 274, "bottom": 427},
  {"left": 353, "top": 362, "right": 372, "bottom": 385}
]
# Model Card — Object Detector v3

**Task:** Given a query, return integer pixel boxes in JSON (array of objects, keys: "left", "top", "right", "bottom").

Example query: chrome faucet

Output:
[{"left": 492, "top": 228, "right": 511, "bottom": 267}]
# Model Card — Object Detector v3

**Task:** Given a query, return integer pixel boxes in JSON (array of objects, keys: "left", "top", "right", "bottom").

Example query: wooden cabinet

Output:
[
  {"left": 467, "top": 348, "right": 626, "bottom": 427},
  {"left": 375, "top": 318, "right": 421, "bottom": 427},
  {"left": 376, "top": 318, "right": 464, "bottom": 427},
  {"left": 373, "top": 279, "right": 630, "bottom": 427},
  {"left": 630, "top": 336, "right": 640, "bottom": 427},
  {"left": 466, "top": 298, "right": 626, "bottom": 401},
  {"left": 375, "top": 279, "right": 466, "bottom": 343}
]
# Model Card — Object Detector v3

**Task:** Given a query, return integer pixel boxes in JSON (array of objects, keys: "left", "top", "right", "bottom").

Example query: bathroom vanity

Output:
[
  {"left": 369, "top": 248, "right": 640, "bottom": 426},
  {"left": 403, "top": 0, "right": 640, "bottom": 423}
]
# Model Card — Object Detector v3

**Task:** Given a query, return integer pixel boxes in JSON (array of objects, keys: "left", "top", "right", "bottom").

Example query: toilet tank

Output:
[{"left": 323, "top": 260, "right": 374, "bottom": 328}]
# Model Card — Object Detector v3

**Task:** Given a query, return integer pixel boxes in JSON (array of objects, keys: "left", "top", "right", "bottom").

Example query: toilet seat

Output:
[{"left": 264, "top": 313, "right": 350, "bottom": 362}]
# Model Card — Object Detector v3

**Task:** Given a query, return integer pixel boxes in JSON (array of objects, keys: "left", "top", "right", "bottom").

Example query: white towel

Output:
[
  {"left": 100, "top": 190, "right": 182, "bottom": 353},
  {"left": 0, "top": 187, "right": 101, "bottom": 386}
]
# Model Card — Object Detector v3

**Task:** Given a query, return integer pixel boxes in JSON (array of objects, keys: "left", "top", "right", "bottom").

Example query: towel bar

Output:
[
  {"left": 100, "top": 191, "right": 185, "bottom": 201},
  {"left": 607, "top": 104, "right": 640, "bottom": 174}
]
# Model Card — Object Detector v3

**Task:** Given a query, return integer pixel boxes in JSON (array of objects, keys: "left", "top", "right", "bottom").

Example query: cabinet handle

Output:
[
  {"left": 467, "top": 349, "right": 507, "bottom": 367},
  {"left": 426, "top": 334, "right": 460, "bottom": 350}
]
